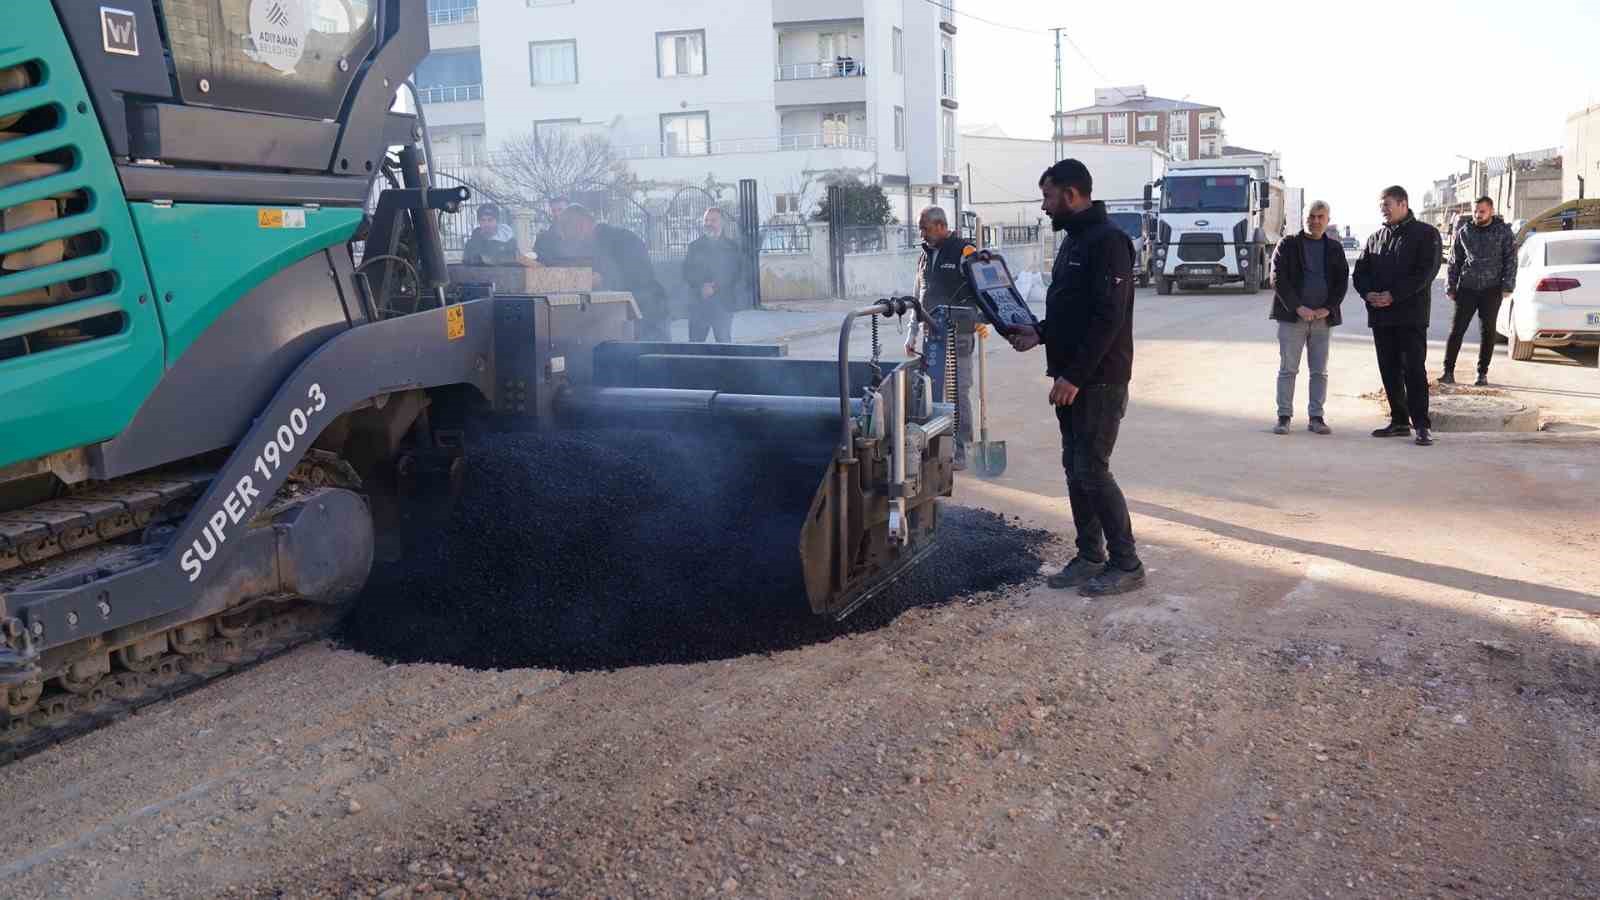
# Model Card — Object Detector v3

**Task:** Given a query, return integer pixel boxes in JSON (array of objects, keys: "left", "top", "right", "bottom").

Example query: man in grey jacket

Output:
[{"left": 1444, "top": 196, "right": 1517, "bottom": 386}]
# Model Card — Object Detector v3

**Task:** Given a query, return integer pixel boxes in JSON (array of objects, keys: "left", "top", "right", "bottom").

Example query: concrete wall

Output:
[{"left": 1565, "top": 105, "right": 1600, "bottom": 201}]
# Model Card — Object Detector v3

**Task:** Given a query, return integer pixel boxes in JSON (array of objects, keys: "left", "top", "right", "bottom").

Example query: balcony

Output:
[
  {"left": 776, "top": 59, "right": 866, "bottom": 80},
  {"left": 940, "top": 72, "right": 957, "bottom": 108},
  {"left": 939, "top": 2, "right": 957, "bottom": 33},
  {"left": 942, "top": 149, "right": 959, "bottom": 176},
  {"left": 417, "top": 84, "right": 481, "bottom": 104},
  {"left": 427, "top": 6, "right": 476, "bottom": 25},
  {"left": 772, "top": 0, "right": 864, "bottom": 21},
  {"left": 775, "top": 62, "right": 869, "bottom": 107},
  {"left": 612, "top": 133, "right": 877, "bottom": 160}
]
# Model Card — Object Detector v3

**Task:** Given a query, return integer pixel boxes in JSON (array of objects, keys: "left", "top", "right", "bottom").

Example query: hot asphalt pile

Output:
[{"left": 336, "top": 430, "right": 1049, "bottom": 670}]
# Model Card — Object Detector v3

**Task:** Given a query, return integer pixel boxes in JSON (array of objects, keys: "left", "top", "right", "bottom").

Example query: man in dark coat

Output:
[
  {"left": 1268, "top": 200, "right": 1350, "bottom": 435},
  {"left": 1007, "top": 159, "right": 1144, "bottom": 598},
  {"left": 907, "top": 206, "right": 977, "bottom": 468},
  {"left": 557, "top": 204, "right": 671, "bottom": 341},
  {"left": 1444, "top": 196, "right": 1517, "bottom": 385},
  {"left": 1352, "top": 185, "right": 1442, "bottom": 446},
  {"left": 682, "top": 208, "right": 744, "bottom": 343},
  {"left": 462, "top": 203, "right": 522, "bottom": 266}
]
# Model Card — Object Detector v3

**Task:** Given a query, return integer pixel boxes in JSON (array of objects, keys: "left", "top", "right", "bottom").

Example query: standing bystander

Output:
[{"left": 1268, "top": 200, "right": 1349, "bottom": 434}]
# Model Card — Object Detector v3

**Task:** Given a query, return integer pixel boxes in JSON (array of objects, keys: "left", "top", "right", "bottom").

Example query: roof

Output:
[
  {"left": 1055, "top": 94, "right": 1219, "bottom": 116},
  {"left": 1222, "top": 144, "right": 1271, "bottom": 157}
]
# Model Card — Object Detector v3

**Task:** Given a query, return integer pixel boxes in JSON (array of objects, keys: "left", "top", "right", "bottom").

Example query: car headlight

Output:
[{"left": 1240, "top": 259, "right": 1250, "bottom": 269}]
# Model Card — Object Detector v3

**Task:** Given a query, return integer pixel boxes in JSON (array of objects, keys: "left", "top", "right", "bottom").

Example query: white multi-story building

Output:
[{"left": 416, "top": 0, "right": 961, "bottom": 223}]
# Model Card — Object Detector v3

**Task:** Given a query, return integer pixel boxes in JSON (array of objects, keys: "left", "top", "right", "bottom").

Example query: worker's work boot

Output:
[
  {"left": 1080, "top": 563, "right": 1147, "bottom": 598},
  {"left": 1439, "top": 370, "right": 1456, "bottom": 385},
  {"left": 1046, "top": 556, "right": 1106, "bottom": 589},
  {"left": 1475, "top": 373, "right": 1490, "bottom": 387},
  {"left": 1272, "top": 416, "right": 1290, "bottom": 435},
  {"left": 1308, "top": 417, "right": 1332, "bottom": 435}
]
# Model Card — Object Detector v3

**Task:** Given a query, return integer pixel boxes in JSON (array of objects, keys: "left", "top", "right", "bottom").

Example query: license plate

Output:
[{"left": 1588, "top": 312, "right": 1600, "bottom": 326}]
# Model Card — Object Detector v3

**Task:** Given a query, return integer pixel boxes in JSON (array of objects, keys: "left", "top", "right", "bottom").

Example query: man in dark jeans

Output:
[
  {"left": 682, "top": 207, "right": 743, "bottom": 343},
  {"left": 1444, "top": 196, "right": 1517, "bottom": 385},
  {"left": 1352, "top": 185, "right": 1442, "bottom": 446},
  {"left": 1007, "top": 159, "right": 1144, "bottom": 597}
]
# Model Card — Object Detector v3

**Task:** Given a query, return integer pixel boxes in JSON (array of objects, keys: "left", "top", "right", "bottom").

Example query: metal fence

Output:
[
  {"left": 835, "top": 224, "right": 920, "bottom": 255},
  {"left": 759, "top": 224, "right": 812, "bottom": 254},
  {"left": 775, "top": 59, "right": 867, "bottom": 80}
]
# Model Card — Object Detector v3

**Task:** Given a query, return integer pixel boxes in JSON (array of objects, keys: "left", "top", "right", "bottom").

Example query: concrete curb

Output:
[{"left": 1429, "top": 394, "right": 1541, "bottom": 433}]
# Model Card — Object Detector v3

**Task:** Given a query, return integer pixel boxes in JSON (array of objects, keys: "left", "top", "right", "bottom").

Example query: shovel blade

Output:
[{"left": 976, "top": 440, "right": 1007, "bottom": 478}]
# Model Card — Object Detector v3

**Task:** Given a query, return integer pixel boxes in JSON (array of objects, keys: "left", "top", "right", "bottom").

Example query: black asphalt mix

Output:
[{"left": 336, "top": 430, "right": 1048, "bottom": 671}]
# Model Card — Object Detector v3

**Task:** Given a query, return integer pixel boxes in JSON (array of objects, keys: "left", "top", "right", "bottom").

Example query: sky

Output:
[{"left": 952, "top": 0, "right": 1599, "bottom": 240}]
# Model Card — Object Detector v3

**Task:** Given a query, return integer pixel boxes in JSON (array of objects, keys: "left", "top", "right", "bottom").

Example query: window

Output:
[
  {"left": 892, "top": 27, "right": 903, "bottom": 74},
  {"left": 657, "top": 30, "right": 705, "bottom": 78},
  {"left": 1070, "top": 115, "right": 1101, "bottom": 136},
  {"left": 894, "top": 106, "right": 905, "bottom": 151},
  {"left": 1199, "top": 137, "right": 1218, "bottom": 157},
  {"left": 942, "top": 109, "right": 957, "bottom": 172},
  {"left": 529, "top": 40, "right": 578, "bottom": 85},
  {"left": 427, "top": 0, "right": 477, "bottom": 26},
  {"left": 1137, "top": 114, "right": 1158, "bottom": 132},
  {"left": 661, "top": 111, "right": 709, "bottom": 156},
  {"left": 940, "top": 36, "right": 954, "bottom": 96},
  {"left": 534, "top": 118, "right": 581, "bottom": 146},
  {"left": 1199, "top": 112, "right": 1218, "bottom": 131},
  {"left": 1169, "top": 114, "right": 1188, "bottom": 137},
  {"left": 1108, "top": 114, "right": 1127, "bottom": 144},
  {"left": 774, "top": 193, "right": 801, "bottom": 216},
  {"left": 414, "top": 49, "right": 482, "bottom": 103},
  {"left": 1168, "top": 137, "right": 1189, "bottom": 160},
  {"left": 821, "top": 111, "right": 850, "bottom": 147}
]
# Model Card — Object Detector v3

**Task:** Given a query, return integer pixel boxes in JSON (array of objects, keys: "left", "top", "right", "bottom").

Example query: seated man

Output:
[{"left": 462, "top": 203, "right": 521, "bottom": 266}]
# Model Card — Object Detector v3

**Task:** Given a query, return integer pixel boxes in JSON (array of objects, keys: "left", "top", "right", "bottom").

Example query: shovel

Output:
[{"left": 974, "top": 327, "right": 1007, "bottom": 477}]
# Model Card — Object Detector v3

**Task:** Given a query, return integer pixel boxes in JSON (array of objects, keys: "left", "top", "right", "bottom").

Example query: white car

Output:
[{"left": 1497, "top": 231, "right": 1600, "bottom": 361}]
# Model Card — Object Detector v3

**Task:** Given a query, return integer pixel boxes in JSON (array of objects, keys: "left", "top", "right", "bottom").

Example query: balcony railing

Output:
[
  {"left": 776, "top": 59, "right": 867, "bottom": 81},
  {"left": 941, "top": 72, "right": 956, "bottom": 97},
  {"left": 427, "top": 6, "right": 478, "bottom": 25},
  {"left": 416, "top": 83, "right": 482, "bottom": 104},
  {"left": 612, "top": 132, "right": 877, "bottom": 160},
  {"left": 942, "top": 150, "right": 959, "bottom": 175}
]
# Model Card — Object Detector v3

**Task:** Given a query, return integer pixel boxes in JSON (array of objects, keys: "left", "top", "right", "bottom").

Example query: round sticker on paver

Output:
[{"left": 248, "top": 0, "right": 307, "bottom": 74}]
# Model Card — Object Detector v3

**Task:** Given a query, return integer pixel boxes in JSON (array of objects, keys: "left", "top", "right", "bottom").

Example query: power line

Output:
[{"left": 917, "top": 0, "right": 1043, "bottom": 36}]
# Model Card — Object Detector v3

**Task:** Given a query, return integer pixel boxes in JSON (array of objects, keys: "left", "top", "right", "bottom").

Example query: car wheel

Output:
[
  {"left": 1156, "top": 276, "right": 1172, "bottom": 296},
  {"left": 1509, "top": 308, "right": 1535, "bottom": 361}
]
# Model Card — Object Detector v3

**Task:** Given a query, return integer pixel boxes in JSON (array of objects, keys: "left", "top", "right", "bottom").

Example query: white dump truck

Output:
[{"left": 1149, "top": 152, "right": 1288, "bottom": 295}]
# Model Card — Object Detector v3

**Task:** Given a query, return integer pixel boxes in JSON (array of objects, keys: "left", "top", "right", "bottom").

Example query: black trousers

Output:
[
  {"left": 1055, "top": 383, "right": 1139, "bottom": 569},
  {"left": 1443, "top": 287, "right": 1503, "bottom": 376},
  {"left": 1373, "top": 325, "right": 1431, "bottom": 430},
  {"left": 688, "top": 301, "right": 733, "bottom": 343}
]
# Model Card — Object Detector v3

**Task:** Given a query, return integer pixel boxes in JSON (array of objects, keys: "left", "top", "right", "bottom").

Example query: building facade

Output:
[
  {"left": 1565, "top": 104, "right": 1599, "bottom": 202},
  {"left": 416, "top": 0, "right": 961, "bottom": 224},
  {"left": 1052, "top": 85, "right": 1225, "bottom": 163}
]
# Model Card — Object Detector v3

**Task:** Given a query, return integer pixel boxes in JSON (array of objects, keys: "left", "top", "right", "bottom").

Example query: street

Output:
[{"left": 2, "top": 282, "right": 1597, "bottom": 899}]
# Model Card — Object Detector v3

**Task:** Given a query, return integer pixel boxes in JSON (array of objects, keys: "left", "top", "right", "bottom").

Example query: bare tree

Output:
[{"left": 482, "top": 130, "right": 636, "bottom": 227}]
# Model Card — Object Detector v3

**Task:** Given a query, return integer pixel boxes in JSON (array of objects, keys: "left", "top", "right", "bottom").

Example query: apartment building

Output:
[
  {"left": 415, "top": 0, "right": 961, "bottom": 223},
  {"left": 1052, "top": 85, "right": 1225, "bottom": 163}
]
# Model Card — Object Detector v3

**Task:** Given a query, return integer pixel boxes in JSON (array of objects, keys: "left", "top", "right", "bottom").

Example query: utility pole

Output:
[{"left": 1052, "top": 28, "right": 1063, "bottom": 163}]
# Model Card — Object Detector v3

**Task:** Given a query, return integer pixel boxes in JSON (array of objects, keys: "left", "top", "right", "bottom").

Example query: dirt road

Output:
[{"left": 2, "top": 282, "right": 1597, "bottom": 899}]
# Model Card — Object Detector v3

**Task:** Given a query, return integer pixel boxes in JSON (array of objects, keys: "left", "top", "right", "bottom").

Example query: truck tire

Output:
[{"left": 1156, "top": 276, "right": 1173, "bottom": 296}]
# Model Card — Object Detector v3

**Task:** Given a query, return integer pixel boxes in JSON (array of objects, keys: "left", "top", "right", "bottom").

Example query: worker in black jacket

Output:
[
  {"left": 906, "top": 206, "right": 977, "bottom": 468},
  {"left": 1352, "top": 185, "right": 1442, "bottom": 446},
  {"left": 1444, "top": 196, "right": 1517, "bottom": 385},
  {"left": 682, "top": 207, "right": 744, "bottom": 343},
  {"left": 557, "top": 204, "right": 671, "bottom": 341},
  {"left": 1007, "top": 159, "right": 1144, "bottom": 598}
]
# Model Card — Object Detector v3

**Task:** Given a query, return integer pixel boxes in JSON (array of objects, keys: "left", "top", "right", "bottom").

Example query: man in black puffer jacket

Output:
[
  {"left": 1007, "top": 159, "right": 1143, "bottom": 598},
  {"left": 1444, "top": 196, "right": 1517, "bottom": 385},
  {"left": 1353, "top": 185, "right": 1442, "bottom": 446}
]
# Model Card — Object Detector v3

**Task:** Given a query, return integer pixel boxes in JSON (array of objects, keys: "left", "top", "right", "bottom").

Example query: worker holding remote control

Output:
[{"left": 1007, "top": 159, "right": 1146, "bottom": 598}]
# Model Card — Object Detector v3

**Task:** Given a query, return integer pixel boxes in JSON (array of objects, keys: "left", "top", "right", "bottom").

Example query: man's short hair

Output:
[
  {"left": 1040, "top": 159, "right": 1093, "bottom": 197},
  {"left": 1308, "top": 200, "right": 1330, "bottom": 216},
  {"left": 1381, "top": 185, "right": 1409, "bottom": 204},
  {"left": 918, "top": 206, "right": 948, "bottom": 226},
  {"left": 477, "top": 202, "right": 500, "bottom": 220},
  {"left": 558, "top": 203, "right": 594, "bottom": 224},
  {"left": 1474, "top": 196, "right": 1494, "bottom": 207}
]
